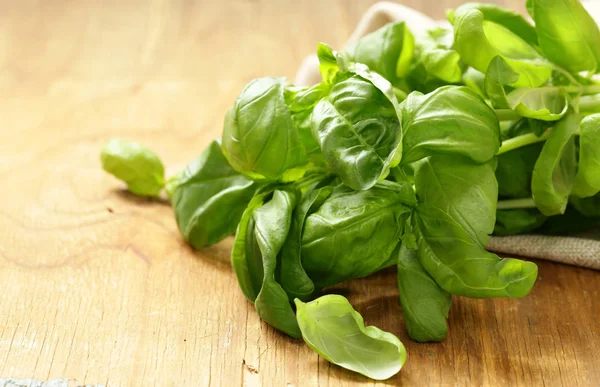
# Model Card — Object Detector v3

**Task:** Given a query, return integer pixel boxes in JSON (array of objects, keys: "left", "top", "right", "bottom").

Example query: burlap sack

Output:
[{"left": 295, "top": 1, "right": 600, "bottom": 270}]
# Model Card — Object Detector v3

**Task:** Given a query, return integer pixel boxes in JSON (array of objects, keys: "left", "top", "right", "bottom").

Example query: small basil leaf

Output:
[
  {"left": 484, "top": 56, "right": 519, "bottom": 109},
  {"left": 279, "top": 185, "right": 333, "bottom": 301},
  {"left": 462, "top": 67, "right": 486, "bottom": 98},
  {"left": 417, "top": 28, "right": 462, "bottom": 84},
  {"left": 317, "top": 43, "right": 340, "bottom": 84},
  {"left": 413, "top": 155, "right": 538, "bottom": 298},
  {"left": 532, "top": 112, "right": 579, "bottom": 215},
  {"left": 401, "top": 86, "right": 500, "bottom": 165},
  {"left": 397, "top": 244, "right": 451, "bottom": 342},
  {"left": 301, "top": 181, "right": 415, "bottom": 290},
  {"left": 311, "top": 74, "right": 402, "bottom": 190},
  {"left": 252, "top": 190, "right": 301, "bottom": 338},
  {"left": 493, "top": 209, "right": 547, "bottom": 236},
  {"left": 572, "top": 114, "right": 600, "bottom": 198},
  {"left": 507, "top": 87, "right": 568, "bottom": 121},
  {"left": 170, "top": 141, "right": 258, "bottom": 249},
  {"left": 529, "top": 0, "right": 600, "bottom": 73},
  {"left": 295, "top": 295, "right": 407, "bottom": 381},
  {"left": 222, "top": 77, "right": 308, "bottom": 180},
  {"left": 452, "top": 7, "right": 551, "bottom": 87},
  {"left": 100, "top": 138, "right": 165, "bottom": 197},
  {"left": 496, "top": 143, "right": 543, "bottom": 198},
  {"left": 345, "top": 22, "right": 415, "bottom": 83}
]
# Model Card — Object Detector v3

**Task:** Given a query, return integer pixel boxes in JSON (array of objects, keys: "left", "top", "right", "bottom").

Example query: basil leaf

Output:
[
  {"left": 452, "top": 7, "right": 551, "bottom": 87},
  {"left": 397, "top": 245, "right": 451, "bottom": 342},
  {"left": 100, "top": 138, "right": 165, "bottom": 197},
  {"left": 529, "top": 0, "right": 600, "bottom": 73},
  {"left": 571, "top": 194, "right": 600, "bottom": 218},
  {"left": 345, "top": 22, "right": 415, "bottom": 84},
  {"left": 169, "top": 141, "right": 257, "bottom": 249},
  {"left": 413, "top": 155, "right": 538, "bottom": 298},
  {"left": 279, "top": 185, "right": 333, "bottom": 301},
  {"left": 400, "top": 86, "right": 500, "bottom": 165},
  {"left": 572, "top": 114, "right": 600, "bottom": 198},
  {"left": 417, "top": 28, "right": 462, "bottom": 84},
  {"left": 222, "top": 77, "right": 308, "bottom": 180},
  {"left": 496, "top": 143, "right": 543, "bottom": 198},
  {"left": 295, "top": 295, "right": 407, "bottom": 380},
  {"left": 484, "top": 56, "right": 519, "bottom": 109},
  {"left": 532, "top": 112, "right": 579, "bottom": 215},
  {"left": 462, "top": 67, "right": 486, "bottom": 98},
  {"left": 507, "top": 87, "right": 568, "bottom": 121},
  {"left": 301, "top": 181, "right": 415, "bottom": 290},
  {"left": 494, "top": 209, "right": 547, "bottom": 236},
  {"left": 252, "top": 190, "right": 301, "bottom": 337},
  {"left": 311, "top": 74, "right": 402, "bottom": 190}
]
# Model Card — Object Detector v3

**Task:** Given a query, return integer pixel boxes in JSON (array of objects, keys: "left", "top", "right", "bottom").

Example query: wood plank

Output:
[{"left": 0, "top": 0, "right": 598, "bottom": 385}]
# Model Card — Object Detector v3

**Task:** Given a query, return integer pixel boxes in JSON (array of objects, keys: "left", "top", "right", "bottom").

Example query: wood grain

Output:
[{"left": 0, "top": 0, "right": 598, "bottom": 386}]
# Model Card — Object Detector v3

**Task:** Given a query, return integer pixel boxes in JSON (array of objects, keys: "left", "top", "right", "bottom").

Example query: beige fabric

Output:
[{"left": 295, "top": 1, "right": 600, "bottom": 270}]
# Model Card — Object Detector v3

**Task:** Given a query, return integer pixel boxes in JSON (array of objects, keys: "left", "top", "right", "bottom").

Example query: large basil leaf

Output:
[
  {"left": 400, "top": 86, "right": 500, "bottom": 165},
  {"left": 301, "top": 181, "right": 415, "bottom": 289},
  {"left": 279, "top": 185, "right": 333, "bottom": 301},
  {"left": 252, "top": 190, "right": 301, "bottom": 337},
  {"left": 452, "top": 7, "right": 551, "bottom": 87},
  {"left": 572, "top": 114, "right": 600, "bottom": 198},
  {"left": 169, "top": 141, "right": 257, "bottom": 249},
  {"left": 295, "top": 295, "right": 407, "bottom": 380},
  {"left": 345, "top": 22, "right": 415, "bottom": 84},
  {"left": 397, "top": 245, "right": 451, "bottom": 342},
  {"left": 531, "top": 112, "right": 579, "bottom": 215},
  {"left": 222, "top": 77, "right": 308, "bottom": 180},
  {"left": 413, "top": 155, "right": 538, "bottom": 298},
  {"left": 507, "top": 87, "right": 568, "bottom": 121},
  {"left": 101, "top": 138, "right": 165, "bottom": 197},
  {"left": 311, "top": 74, "right": 403, "bottom": 190},
  {"left": 494, "top": 209, "right": 547, "bottom": 236},
  {"left": 529, "top": 0, "right": 600, "bottom": 73}
]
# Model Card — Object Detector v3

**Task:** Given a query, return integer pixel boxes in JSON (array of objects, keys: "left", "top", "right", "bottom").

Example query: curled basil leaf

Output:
[
  {"left": 572, "top": 114, "right": 600, "bottom": 198},
  {"left": 532, "top": 112, "right": 579, "bottom": 215},
  {"left": 529, "top": 0, "right": 600, "bottom": 73},
  {"left": 507, "top": 87, "right": 568, "bottom": 122},
  {"left": 101, "top": 138, "right": 165, "bottom": 197},
  {"left": 301, "top": 181, "right": 415, "bottom": 290},
  {"left": 295, "top": 295, "right": 407, "bottom": 381},
  {"left": 222, "top": 77, "right": 308, "bottom": 181},
  {"left": 397, "top": 244, "right": 451, "bottom": 342},
  {"left": 452, "top": 6, "right": 551, "bottom": 88},
  {"left": 345, "top": 21, "right": 415, "bottom": 84},
  {"left": 168, "top": 141, "right": 258, "bottom": 249},
  {"left": 417, "top": 27, "right": 462, "bottom": 84},
  {"left": 484, "top": 56, "right": 519, "bottom": 109}
]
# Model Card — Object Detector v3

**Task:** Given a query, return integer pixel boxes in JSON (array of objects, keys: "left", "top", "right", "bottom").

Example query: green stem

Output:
[
  {"left": 393, "top": 87, "right": 408, "bottom": 102},
  {"left": 495, "top": 109, "right": 521, "bottom": 121},
  {"left": 497, "top": 131, "right": 551, "bottom": 155},
  {"left": 563, "top": 85, "right": 600, "bottom": 95},
  {"left": 497, "top": 198, "right": 537, "bottom": 210},
  {"left": 578, "top": 94, "right": 600, "bottom": 113}
]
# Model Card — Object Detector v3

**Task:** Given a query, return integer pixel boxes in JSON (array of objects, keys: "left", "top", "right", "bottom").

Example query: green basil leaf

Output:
[
  {"left": 507, "top": 87, "right": 568, "bottom": 121},
  {"left": 311, "top": 74, "right": 402, "bottom": 190},
  {"left": 252, "top": 190, "right": 301, "bottom": 337},
  {"left": 417, "top": 28, "right": 462, "bottom": 84},
  {"left": 400, "top": 86, "right": 500, "bottom": 165},
  {"left": 413, "top": 155, "right": 538, "bottom": 298},
  {"left": 168, "top": 141, "right": 258, "bottom": 249},
  {"left": 532, "top": 112, "right": 579, "bottom": 215},
  {"left": 452, "top": 7, "right": 551, "bottom": 87},
  {"left": 529, "top": 0, "right": 600, "bottom": 73},
  {"left": 572, "top": 114, "right": 600, "bottom": 198},
  {"left": 462, "top": 67, "right": 486, "bottom": 98},
  {"left": 496, "top": 143, "right": 543, "bottom": 198},
  {"left": 571, "top": 194, "right": 600, "bottom": 217},
  {"left": 279, "top": 185, "right": 333, "bottom": 301},
  {"left": 100, "top": 138, "right": 165, "bottom": 197},
  {"left": 222, "top": 77, "right": 308, "bottom": 180},
  {"left": 396, "top": 244, "right": 451, "bottom": 342},
  {"left": 317, "top": 43, "right": 340, "bottom": 84},
  {"left": 301, "top": 181, "right": 415, "bottom": 289},
  {"left": 493, "top": 209, "right": 547, "bottom": 236},
  {"left": 295, "top": 295, "right": 407, "bottom": 380},
  {"left": 345, "top": 22, "right": 415, "bottom": 83},
  {"left": 484, "top": 56, "right": 519, "bottom": 109}
]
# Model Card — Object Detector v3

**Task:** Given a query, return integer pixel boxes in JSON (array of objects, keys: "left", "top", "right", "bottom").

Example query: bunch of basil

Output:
[{"left": 101, "top": 0, "right": 600, "bottom": 380}]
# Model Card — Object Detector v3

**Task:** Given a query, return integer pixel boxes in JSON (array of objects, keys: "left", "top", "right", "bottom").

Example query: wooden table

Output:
[{"left": 1, "top": 1, "right": 599, "bottom": 385}]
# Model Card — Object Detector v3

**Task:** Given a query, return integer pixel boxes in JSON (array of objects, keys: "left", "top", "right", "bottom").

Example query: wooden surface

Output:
[{"left": 1, "top": 0, "right": 599, "bottom": 386}]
